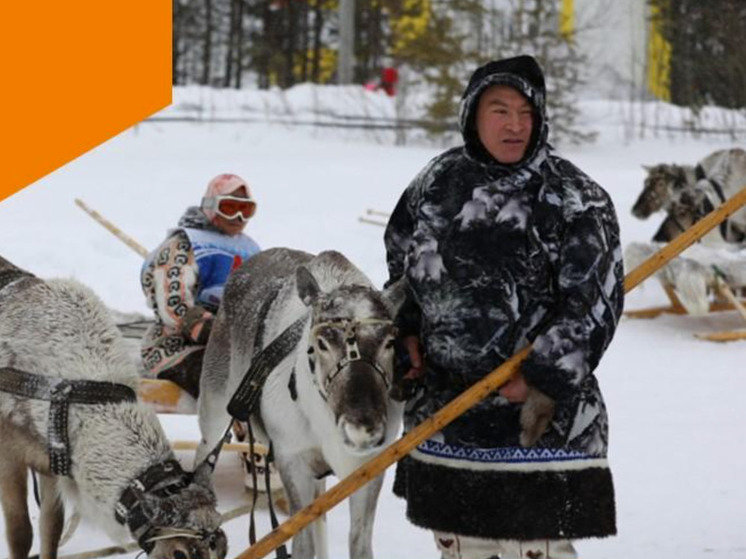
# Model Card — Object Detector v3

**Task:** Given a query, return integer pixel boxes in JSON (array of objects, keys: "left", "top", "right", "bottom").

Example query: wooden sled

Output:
[
  {"left": 624, "top": 285, "right": 740, "bottom": 319},
  {"left": 626, "top": 280, "right": 746, "bottom": 342},
  {"left": 137, "top": 379, "right": 269, "bottom": 453},
  {"left": 138, "top": 378, "right": 197, "bottom": 414},
  {"left": 694, "top": 276, "right": 746, "bottom": 342}
]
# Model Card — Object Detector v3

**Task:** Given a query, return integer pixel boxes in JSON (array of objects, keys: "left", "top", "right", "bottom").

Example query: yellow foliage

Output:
[
  {"left": 293, "top": 47, "right": 338, "bottom": 84},
  {"left": 647, "top": 4, "right": 671, "bottom": 101},
  {"left": 559, "top": 0, "right": 574, "bottom": 40},
  {"left": 390, "top": 0, "right": 431, "bottom": 57}
]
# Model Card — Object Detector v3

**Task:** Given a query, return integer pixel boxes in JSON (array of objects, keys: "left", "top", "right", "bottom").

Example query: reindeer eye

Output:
[
  {"left": 317, "top": 338, "right": 329, "bottom": 351},
  {"left": 384, "top": 338, "right": 395, "bottom": 350}
]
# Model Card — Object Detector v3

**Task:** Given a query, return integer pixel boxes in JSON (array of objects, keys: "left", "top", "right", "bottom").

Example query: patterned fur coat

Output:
[
  {"left": 384, "top": 56, "right": 625, "bottom": 540},
  {"left": 140, "top": 208, "right": 259, "bottom": 377}
]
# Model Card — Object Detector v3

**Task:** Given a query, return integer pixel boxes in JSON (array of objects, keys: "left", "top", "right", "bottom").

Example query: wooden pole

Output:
[
  {"left": 74, "top": 198, "right": 149, "bottom": 258},
  {"left": 358, "top": 216, "right": 386, "bottom": 227},
  {"left": 234, "top": 187, "right": 746, "bottom": 559}
]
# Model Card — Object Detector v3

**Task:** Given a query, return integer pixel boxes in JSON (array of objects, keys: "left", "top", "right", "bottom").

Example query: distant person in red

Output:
[{"left": 364, "top": 66, "right": 398, "bottom": 96}]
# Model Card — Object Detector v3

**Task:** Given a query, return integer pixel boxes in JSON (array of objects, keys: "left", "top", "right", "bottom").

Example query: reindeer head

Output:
[
  {"left": 633, "top": 164, "right": 687, "bottom": 218},
  {"left": 297, "top": 267, "right": 405, "bottom": 454},
  {"left": 652, "top": 185, "right": 708, "bottom": 243},
  {"left": 119, "top": 462, "right": 227, "bottom": 559}
]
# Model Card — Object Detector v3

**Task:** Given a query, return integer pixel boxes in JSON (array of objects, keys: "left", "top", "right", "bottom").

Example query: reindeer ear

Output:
[
  {"left": 296, "top": 267, "right": 321, "bottom": 306},
  {"left": 382, "top": 278, "right": 408, "bottom": 315}
]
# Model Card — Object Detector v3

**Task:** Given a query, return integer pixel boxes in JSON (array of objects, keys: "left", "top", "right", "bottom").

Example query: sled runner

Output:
[
  {"left": 694, "top": 273, "right": 746, "bottom": 342},
  {"left": 624, "top": 241, "right": 746, "bottom": 341}
]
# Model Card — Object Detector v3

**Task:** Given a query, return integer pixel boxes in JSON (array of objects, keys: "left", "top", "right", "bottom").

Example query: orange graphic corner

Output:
[{"left": 0, "top": 2, "right": 172, "bottom": 203}]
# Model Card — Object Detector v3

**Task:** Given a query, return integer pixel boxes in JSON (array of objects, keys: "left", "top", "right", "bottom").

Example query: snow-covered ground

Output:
[{"left": 1, "top": 87, "right": 746, "bottom": 559}]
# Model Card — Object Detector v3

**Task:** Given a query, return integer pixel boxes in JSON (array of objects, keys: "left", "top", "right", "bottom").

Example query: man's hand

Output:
[
  {"left": 498, "top": 373, "right": 529, "bottom": 403},
  {"left": 389, "top": 335, "right": 424, "bottom": 402},
  {"left": 500, "top": 373, "right": 555, "bottom": 447},
  {"left": 402, "top": 335, "right": 424, "bottom": 379}
]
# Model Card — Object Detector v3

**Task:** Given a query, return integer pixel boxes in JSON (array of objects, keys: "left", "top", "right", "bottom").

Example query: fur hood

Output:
[
  {"left": 459, "top": 55, "right": 549, "bottom": 169},
  {"left": 176, "top": 206, "right": 223, "bottom": 233}
]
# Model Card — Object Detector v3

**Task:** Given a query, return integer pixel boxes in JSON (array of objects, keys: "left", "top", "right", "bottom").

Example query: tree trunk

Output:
[
  {"left": 223, "top": 0, "right": 237, "bottom": 87},
  {"left": 338, "top": 0, "right": 355, "bottom": 83},
  {"left": 283, "top": 0, "right": 298, "bottom": 87},
  {"left": 311, "top": 0, "right": 323, "bottom": 83},
  {"left": 234, "top": 0, "right": 245, "bottom": 88},
  {"left": 257, "top": 1, "right": 272, "bottom": 89},
  {"left": 201, "top": 0, "right": 213, "bottom": 85},
  {"left": 299, "top": 0, "right": 310, "bottom": 82},
  {"left": 172, "top": 0, "right": 182, "bottom": 84}
]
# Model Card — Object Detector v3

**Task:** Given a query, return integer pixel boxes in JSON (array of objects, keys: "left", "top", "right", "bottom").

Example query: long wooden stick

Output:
[
  {"left": 358, "top": 216, "right": 386, "bottom": 227},
  {"left": 74, "top": 198, "right": 149, "bottom": 258},
  {"left": 236, "top": 187, "right": 746, "bottom": 559}
]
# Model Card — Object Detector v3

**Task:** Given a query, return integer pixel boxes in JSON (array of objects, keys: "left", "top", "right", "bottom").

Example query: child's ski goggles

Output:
[{"left": 202, "top": 195, "right": 257, "bottom": 221}]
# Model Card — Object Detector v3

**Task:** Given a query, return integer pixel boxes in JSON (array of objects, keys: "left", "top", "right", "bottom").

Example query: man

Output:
[
  {"left": 384, "top": 55, "right": 624, "bottom": 559},
  {"left": 141, "top": 173, "right": 261, "bottom": 398}
]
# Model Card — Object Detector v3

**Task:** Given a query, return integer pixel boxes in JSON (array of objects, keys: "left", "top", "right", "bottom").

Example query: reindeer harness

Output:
[
  {"left": 307, "top": 317, "right": 395, "bottom": 400},
  {"left": 114, "top": 459, "right": 224, "bottom": 555},
  {"left": 0, "top": 366, "right": 137, "bottom": 476},
  {"left": 694, "top": 164, "right": 744, "bottom": 243}
]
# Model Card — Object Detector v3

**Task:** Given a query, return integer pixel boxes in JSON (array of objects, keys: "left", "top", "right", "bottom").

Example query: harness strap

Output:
[
  {"left": 0, "top": 367, "right": 137, "bottom": 476},
  {"left": 247, "top": 423, "right": 259, "bottom": 547},
  {"left": 695, "top": 164, "right": 735, "bottom": 241},
  {"left": 264, "top": 442, "right": 289, "bottom": 559},
  {"left": 240, "top": 423, "right": 288, "bottom": 559},
  {"left": 228, "top": 313, "right": 309, "bottom": 421},
  {"left": 196, "top": 287, "right": 307, "bottom": 475},
  {"left": 115, "top": 459, "right": 190, "bottom": 547}
]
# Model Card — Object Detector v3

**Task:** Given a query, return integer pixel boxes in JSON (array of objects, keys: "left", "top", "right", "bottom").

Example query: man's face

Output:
[{"left": 476, "top": 85, "right": 534, "bottom": 164}]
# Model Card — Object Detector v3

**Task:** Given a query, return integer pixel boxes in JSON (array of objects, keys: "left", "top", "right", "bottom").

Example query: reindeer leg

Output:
[
  {"left": 348, "top": 473, "right": 384, "bottom": 559},
  {"left": 275, "top": 454, "right": 316, "bottom": 559},
  {"left": 38, "top": 474, "right": 64, "bottom": 559},
  {"left": 311, "top": 478, "right": 328, "bottom": 559},
  {"left": 0, "top": 460, "right": 33, "bottom": 559}
]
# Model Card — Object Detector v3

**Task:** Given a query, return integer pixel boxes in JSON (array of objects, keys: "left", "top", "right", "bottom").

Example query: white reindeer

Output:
[
  {"left": 197, "top": 248, "right": 405, "bottom": 559},
  {"left": 0, "top": 256, "right": 227, "bottom": 559}
]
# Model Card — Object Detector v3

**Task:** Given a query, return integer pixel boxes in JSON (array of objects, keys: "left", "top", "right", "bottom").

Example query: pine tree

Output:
[
  {"left": 649, "top": 0, "right": 746, "bottom": 110},
  {"left": 388, "top": 0, "right": 483, "bottom": 135}
]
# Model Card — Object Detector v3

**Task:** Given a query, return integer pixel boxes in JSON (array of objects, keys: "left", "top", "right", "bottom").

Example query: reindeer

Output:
[
  {"left": 633, "top": 148, "right": 746, "bottom": 245},
  {"left": 197, "top": 248, "right": 405, "bottom": 559},
  {"left": 0, "top": 255, "right": 227, "bottom": 559}
]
